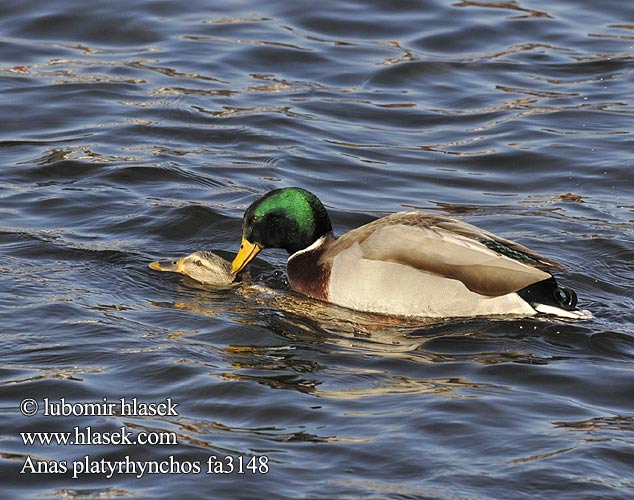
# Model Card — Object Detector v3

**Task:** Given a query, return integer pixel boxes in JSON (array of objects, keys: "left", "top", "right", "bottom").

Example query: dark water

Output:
[{"left": 1, "top": 0, "right": 633, "bottom": 498}]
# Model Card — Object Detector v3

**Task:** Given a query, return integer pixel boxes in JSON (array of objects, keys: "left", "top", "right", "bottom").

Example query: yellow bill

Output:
[{"left": 231, "top": 236, "right": 262, "bottom": 274}]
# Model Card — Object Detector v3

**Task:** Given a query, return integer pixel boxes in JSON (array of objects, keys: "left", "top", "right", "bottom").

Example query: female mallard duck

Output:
[
  {"left": 231, "top": 187, "right": 590, "bottom": 319},
  {"left": 150, "top": 251, "right": 237, "bottom": 286}
]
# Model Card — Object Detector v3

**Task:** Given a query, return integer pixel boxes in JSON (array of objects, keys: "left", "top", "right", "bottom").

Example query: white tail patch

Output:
[{"left": 533, "top": 303, "right": 593, "bottom": 320}]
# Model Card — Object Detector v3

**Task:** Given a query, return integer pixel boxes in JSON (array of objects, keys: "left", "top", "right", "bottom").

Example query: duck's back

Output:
[{"left": 291, "top": 212, "right": 564, "bottom": 318}]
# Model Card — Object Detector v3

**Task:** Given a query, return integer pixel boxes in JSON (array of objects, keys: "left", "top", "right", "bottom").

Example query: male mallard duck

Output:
[
  {"left": 150, "top": 251, "right": 237, "bottom": 286},
  {"left": 231, "top": 187, "right": 590, "bottom": 319}
]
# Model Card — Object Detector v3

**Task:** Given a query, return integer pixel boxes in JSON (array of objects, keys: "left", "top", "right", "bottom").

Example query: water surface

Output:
[{"left": 1, "top": 0, "right": 633, "bottom": 498}]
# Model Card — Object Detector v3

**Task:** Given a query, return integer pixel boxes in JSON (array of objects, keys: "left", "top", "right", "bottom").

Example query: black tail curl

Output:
[
  {"left": 518, "top": 277, "right": 578, "bottom": 311},
  {"left": 555, "top": 286, "right": 577, "bottom": 309}
]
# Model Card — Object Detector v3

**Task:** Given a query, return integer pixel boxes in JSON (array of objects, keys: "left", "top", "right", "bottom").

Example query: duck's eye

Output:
[
  {"left": 249, "top": 215, "right": 259, "bottom": 225},
  {"left": 195, "top": 260, "right": 203, "bottom": 267}
]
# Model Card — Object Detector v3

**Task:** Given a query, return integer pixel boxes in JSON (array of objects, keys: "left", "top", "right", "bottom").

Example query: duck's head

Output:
[
  {"left": 149, "top": 250, "right": 236, "bottom": 286},
  {"left": 231, "top": 187, "right": 333, "bottom": 274}
]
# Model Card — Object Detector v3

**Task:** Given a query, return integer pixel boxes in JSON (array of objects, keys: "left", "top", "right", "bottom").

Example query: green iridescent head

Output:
[{"left": 231, "top": 187, "right": 333, "bottom": 273}]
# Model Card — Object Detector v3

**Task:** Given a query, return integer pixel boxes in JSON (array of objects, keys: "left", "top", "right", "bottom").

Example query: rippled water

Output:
[{"left": 1, "top": 0, "right": 633, "bottom": 498}]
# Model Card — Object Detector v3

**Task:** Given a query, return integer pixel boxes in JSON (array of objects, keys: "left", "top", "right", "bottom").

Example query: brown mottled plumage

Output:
[{"left": 149, "top": 251, "right": 237, "bottom": 287}]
